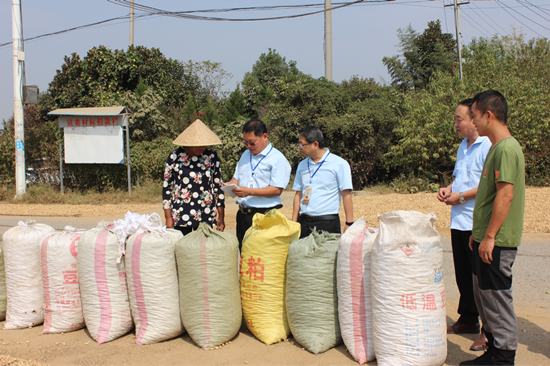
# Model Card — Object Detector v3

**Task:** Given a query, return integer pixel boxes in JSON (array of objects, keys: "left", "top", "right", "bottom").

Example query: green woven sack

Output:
[
  {"left": 285, "top": 230, "right": 342, "bottom": 354},
  {"left": 0, "top": 239, "right": 6, "bottom": 321},
  {"left": 175, "top": 223, "right": 241, "bottom": 350}
]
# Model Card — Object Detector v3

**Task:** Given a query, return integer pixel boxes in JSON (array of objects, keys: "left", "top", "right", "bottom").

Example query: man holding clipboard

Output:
[{"left": 225, "top": 119, "right": 291, "bottom": 248}]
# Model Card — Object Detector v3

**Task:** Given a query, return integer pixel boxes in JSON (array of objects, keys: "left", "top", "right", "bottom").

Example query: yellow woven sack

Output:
[{"left": 240, "top": 209, "right": 301, "bottom": 345}]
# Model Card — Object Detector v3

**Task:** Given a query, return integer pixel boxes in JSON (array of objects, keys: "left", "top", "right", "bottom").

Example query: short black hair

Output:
[
  {"left": 242, "top": 119, "right": 267, "bottom": 136},
  {"left": 299, "top": 126, "right": 325, "bottom": 149},
  {"left": 472, "top": 90, "right": 508, "bottom": 124},
  {"left": 458, "top": 98, "right": 474, "bottom": 119}
]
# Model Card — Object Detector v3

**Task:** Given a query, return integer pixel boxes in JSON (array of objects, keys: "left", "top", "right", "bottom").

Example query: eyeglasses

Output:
[
  {"left": 298, "top": 142, "right": 313, "bottom": 148},
  {"left": 243, "top": 139, "right": 259, "bottom": 147}
]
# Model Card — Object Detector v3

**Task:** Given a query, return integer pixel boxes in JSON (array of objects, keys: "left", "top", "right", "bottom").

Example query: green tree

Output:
[
  {"left": 182, "top": 60, "right": 233, "bottom": 102},
  {"left": 383, "top": 20, "right": 456, "bottom": 90},
  {"left": 222, "top": 86, "right": 248, "bottom": 123}
]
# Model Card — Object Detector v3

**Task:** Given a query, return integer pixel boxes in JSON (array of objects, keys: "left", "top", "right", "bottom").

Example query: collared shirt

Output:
[
  {"left": 292, "top": 149, "right": 353, "bottom": 216},
  {"left": 450, "top": 136, "right": 491, "bottom": 230},
  {"left": 162, "top": 147, "right": 225, "bottom": 228},
  {"left": 233, "top": 143, "right": 291, "bottom": 208}
]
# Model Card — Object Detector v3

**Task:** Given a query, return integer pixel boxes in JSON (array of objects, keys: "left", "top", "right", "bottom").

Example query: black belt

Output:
[
  {"left": 299, "top": 214, "right": 339, "bottom": 222},
  {"left": 238, "top": 204, "right": 282, "bottom": 215}
]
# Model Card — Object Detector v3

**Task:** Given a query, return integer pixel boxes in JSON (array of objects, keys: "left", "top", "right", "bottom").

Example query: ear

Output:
[
  {"left": 312, "top": 141, "right": 320, "bottom": 149},
  {"left": 262, "top": 133, "right": 268, "bottom": 139}
]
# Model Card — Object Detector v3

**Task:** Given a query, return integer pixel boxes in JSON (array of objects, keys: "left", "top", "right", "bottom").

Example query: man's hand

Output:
[
  {"left": 444, "top": 192, "right": 460, "bottom": 205},
  {"left": 478, "top": 236, "right": 495, "bottom": 264},
  {"left": 344, "top": 223, "right": 351, "bottom": 232},
  {"left": 233, "top": 186, "right": 252, "bottom": 198},
  {"left": 469, "top": 235, "right": 474, "bottom": 251},
  {"left": 438, "top": 187, "right": 451, "bottom": 202}
]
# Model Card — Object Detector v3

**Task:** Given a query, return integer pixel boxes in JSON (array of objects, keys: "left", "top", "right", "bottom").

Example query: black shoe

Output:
[
  {"left": 493, "top": 349, "right": 515, "bottom": 365},
  {"left": 459, "top": 350, "right": 495, "bottom": 365}
]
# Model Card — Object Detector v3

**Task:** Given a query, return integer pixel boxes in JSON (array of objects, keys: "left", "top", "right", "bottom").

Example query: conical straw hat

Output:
[{"left": 173, "top": 119, "right": 222, "bottom": 146}]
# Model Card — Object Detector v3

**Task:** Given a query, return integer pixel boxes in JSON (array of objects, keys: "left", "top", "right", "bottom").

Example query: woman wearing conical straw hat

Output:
[{"left": 163, "top": 119, "right": 225, "bottom": 235}]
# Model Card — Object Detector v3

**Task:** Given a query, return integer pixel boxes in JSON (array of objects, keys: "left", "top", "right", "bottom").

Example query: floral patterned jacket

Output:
[{"left": 162, "top": 147, "right": 225, "bottom": 228}]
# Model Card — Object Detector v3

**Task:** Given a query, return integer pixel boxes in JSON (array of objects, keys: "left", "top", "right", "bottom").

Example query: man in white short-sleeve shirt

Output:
[
  {"left": 226, "top": 119, "right": 291, "bottom": 248},
  {"left": 438, "top": 99, "right": 491, "bottom": 351},
  {"left": 292, "top": 126, "right": 354, "bottom": 238}
]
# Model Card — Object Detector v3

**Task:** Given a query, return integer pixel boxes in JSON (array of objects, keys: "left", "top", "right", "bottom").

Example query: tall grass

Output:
[{"left": 3, "top": 179, "right": 162, "bottom": 205}]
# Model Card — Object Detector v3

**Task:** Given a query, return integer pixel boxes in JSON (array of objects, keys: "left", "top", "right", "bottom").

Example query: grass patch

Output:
[{"left": 4, "top": 179, "right": 162, "bottom": 205}]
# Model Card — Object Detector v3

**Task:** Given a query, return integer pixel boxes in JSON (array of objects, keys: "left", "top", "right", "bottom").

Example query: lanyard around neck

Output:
[
  {"left": 250, "top": 145, "right": 273, "bottom": 176},
  {"left": 307, "top": 152, "right": 330, "bottom": 183}
]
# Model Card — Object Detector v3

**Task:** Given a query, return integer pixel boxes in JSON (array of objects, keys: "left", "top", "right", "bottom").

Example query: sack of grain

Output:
[
  {"left": 0, "top": 239, "right": 7, "bottom": 321},
  {"left": 176, "top": 223, "right": 241, "bottom": 349},
  {"left": 126, "top": 225, "right": 183, "bottom": 345},
  {"left": 240, "top": 209, "right": 301, "bottom": 345},
  {"left": 286, "top": 230, "right": 342, "bottom": 354},
  {"left": 372, "top": 211, "right": 446, "bottom": 366},
  {"left": 2, "top": 220, "right": 56, "bottom": 329},
  {"left": 78, "top": 222, "right": 133, "bottom": 344},
  {"left": 41, "top": 226, "right": 85, "bottom": 334},
  {"left": 337, "top": 218, "right": 378, "bottom": 364}
]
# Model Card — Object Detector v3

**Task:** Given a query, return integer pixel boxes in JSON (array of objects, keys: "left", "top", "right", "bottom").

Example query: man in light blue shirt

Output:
[
  {"left": 437, "top": 99, "right": 491, "bottom": 350},
  {"left": 226, "top": 119, "right": 291, "bottom": 247},
  {"left": 292, "top": 126, "right": 354, "bottom": 238}
]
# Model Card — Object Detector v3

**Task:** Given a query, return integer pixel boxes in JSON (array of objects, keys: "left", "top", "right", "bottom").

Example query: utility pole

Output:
[
  {"left": 453, "top": 0, "right": 464, "bottom": 80},
  {"left": 12, "top": 0, "right": 26, "bottom": 198},
  {"left": 324, "top": 0, "right": 332, "bottom": 81},
  {"left": 129, "top": 0, "right": 135, "bottom": 46}
]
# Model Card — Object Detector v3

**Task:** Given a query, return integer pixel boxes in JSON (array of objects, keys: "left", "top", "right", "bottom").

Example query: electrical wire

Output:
[
  {"left": 464, "top": 4, "right": 505, "bottom": 37},
  {"left": 500, "top": 0, "right": 550, "bottom": 32},
  {"left": 516, "top": 0, "right": 550, "bottom": 24},
  {"left": 460, "top": 11, "right": 491, "bottom": 38},
  {"left": 522, "top": 0, "right": 550, "bottom": 17},
  {"left": 495, "top": 0, "right": 545, "bottom": 37},
  {"left": 470, "top": 1, "right": 510, "bottom": 37}
]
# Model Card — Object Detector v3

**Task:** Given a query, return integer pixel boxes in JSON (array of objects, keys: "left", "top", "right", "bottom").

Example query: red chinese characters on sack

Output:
[
  {"left": 242, "top": 256, "right": 265, "bottom": 282},
  {"left": 62, "top": 270, "right": 78, "bottom": 285},
  {"left": 401, "top": 292, "right": 445, "bottom": 310}
]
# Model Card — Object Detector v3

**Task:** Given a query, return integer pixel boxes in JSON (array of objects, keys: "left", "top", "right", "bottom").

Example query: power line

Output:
[
  {"left": 495, "top": 0, "right": 545, "bottom": 37},
  {"left": 500, "top": 0, "right": 550, "bottom": 32},
  {"left": 516, "top": 0, "right": 550, "bottom": 24},
  {"left": 522, "top": 0, "right": 550, "bottom": 17},
  {"left": 470, "top": 1, "right": 510, "bottom": 37},
  {"left": 460, "top": 11, "right": 491, "bottom": 38},
  {"left": 461, "top": 10, "right": 493, "bottom": 38},
  {"left": 0, "top": 14, "right": 155, "bottom": 48}
]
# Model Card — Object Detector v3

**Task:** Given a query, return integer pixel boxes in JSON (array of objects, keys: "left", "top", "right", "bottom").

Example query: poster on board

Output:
[{"left": 64, "top": 126, "right": 124, "bottom": 164}]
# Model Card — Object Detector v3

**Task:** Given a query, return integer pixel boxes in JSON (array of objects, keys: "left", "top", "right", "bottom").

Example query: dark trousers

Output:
[
  {"left": 297, "top": 214, "right": 341, "bottom": 239},
  {"left": 451, "top": 229, "right": 479, "bottom": 325},
  {"left": 236, "top": 205, "right": 282, "bottom": 250},
  {"left": 472, "top": 240, "right": 518, "bottom": 352},
  {"left": 175, "top": 226, "right": 196, "bottom": 236}
]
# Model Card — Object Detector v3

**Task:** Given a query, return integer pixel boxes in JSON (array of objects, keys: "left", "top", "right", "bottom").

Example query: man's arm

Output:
[
  {"left": 233, "top": 186, "right": 283, "bottom": 198},
  {"left": 478, "top": 182, "right": 514, "bottom": 264},
  {"left": 226, "top": 178, "right": 239, "bottom": 186},
  {"left": 342, "top": 189, "right": 354, "bottom": 231},
  {"left": 444, "top": 186, "right": 479, "bottom": 205},
  {"left": 292, "top": 191, "right": 302, "bottom": 221}
]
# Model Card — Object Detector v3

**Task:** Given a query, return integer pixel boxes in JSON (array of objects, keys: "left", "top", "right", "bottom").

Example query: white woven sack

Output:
[
  {"left": 78, "top": 223, "right": 133, "bottom": 344},
  {"left": 40, "top": 226, "right": 85, "bottom": 334},
  {"left": 2, "top": 220, "right": 55, "bottom": 329},
  {"left": 125, "top": 229, "right": 184, "bottom": 345},
  {"left": 0, "top": 239, "right": 7, "bottom": 321},
  {"left": 372, "top": 211, "right": 446, "bottom": 366},
  {"left": 337, "top": 218, "right": 378, "bottom": 364}
]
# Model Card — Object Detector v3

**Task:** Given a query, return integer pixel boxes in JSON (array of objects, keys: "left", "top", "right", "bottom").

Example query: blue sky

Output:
[{"left": 1, "top": 0, "right": 549, "bottom": 124}]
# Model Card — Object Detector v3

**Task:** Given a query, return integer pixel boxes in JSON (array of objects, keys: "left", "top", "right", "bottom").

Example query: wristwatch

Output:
[{"left": 459, "top": 192, "right": 466, "bottom": 204}]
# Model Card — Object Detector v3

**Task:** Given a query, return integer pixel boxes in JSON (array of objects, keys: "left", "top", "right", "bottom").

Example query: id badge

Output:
[
  {"left": 302, "top": 187, "right": 312, "bottom": 205},
  {"left": 248, "top": 180, "right": 257, "bottom": 189}
]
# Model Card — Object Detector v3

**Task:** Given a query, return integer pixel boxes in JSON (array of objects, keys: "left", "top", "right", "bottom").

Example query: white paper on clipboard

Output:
[{"left": 221, "top": 184, "right": 239, "bottom": 198}]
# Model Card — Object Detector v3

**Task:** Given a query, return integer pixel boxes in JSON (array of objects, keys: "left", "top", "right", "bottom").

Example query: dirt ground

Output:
[{"left": 0, "top": 189, "right": 549, "bottom": 365}]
